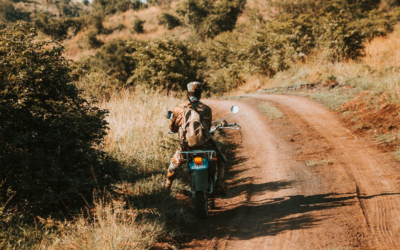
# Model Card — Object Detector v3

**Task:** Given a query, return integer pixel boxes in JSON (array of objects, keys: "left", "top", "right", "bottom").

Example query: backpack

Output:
[{"left": 179, "top": 106, "right": 209, "bottom": 147}]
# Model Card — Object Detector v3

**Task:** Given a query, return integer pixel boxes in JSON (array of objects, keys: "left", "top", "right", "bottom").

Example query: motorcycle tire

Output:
[{"left": 193, "top": 191, "right": 209, "bottom": 219}]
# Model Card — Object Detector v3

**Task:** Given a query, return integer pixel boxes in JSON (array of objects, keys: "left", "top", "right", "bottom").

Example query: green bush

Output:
[
  {"left": 34, "top": 13, "right": 83, "bottom": 40},
  {"left": 93, "top": 0, "right": 145, "bottom": 15},
  {"left": 0, "top": 23, "right": 119, "bottom": 215},
  {"left": 318, "top": 13, "right": 365, "bottom": 61},
  {"left": 132, "top": 16, "right": 145, "bottom": 34},
  {"left": 89, "top": 12, "right": 105, "bottom": 33},
  {"left": 74, "top": 70, "right": 122, "bottom": 101},
  {"left": 0, "top": 0, "right": 30, "bottom": 23},
  {"left": 86, "top": 30, "right": 104, "bottom": 48},
  {"left": 158, "top": 12, "right": 181, "bottom": 30},
  {"left": 244, "top": 15, "right": 315, "bottom": 75},
  {"left": 201, "top": 32, "right": 245, "bottom": 92},
  {"left": 176, "top": 0, "right": 245, "bottom": 38},
  {"left": 129, "top": 37, "right": 204, "bottom": 91},
  {"left": 92, "top": 38, "right": 136, "bottom": 83}
]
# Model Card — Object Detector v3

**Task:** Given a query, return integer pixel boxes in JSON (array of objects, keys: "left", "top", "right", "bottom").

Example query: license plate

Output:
[{"left": 189, "top": 161, "right": 208, "bottom": 170}]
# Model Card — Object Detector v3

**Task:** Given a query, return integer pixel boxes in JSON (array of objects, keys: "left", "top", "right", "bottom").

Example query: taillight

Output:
[
  {"left": 212, "top": 157, "right": 218, "bottom": 162},
  {"left": 194, "top": 157, "right": 203, "bottom": 165}
]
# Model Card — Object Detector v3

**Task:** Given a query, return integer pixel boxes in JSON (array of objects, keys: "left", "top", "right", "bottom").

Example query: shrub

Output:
[
  {"left": 132, "top": 16, "right": 145, "bottom": 34},
  {"left": 244, "top": 15, "right": 315, "bottom": 75},
  {"left": 176, "top": 0, "right": 245, "bottom": 38},
  {"left": 90, "top": 12, "right": 105, "bottom": 33},
  {"left": 158, "top": 12, "right": 181, "bottom": 30},
  {"left": 129, "top": 37, "right": 204, "bottom": 91},
  {"left": 0, "top": 23, "right": 119, "bottom": 215},
  {"left": 86, "top": 30, "right": 104, "bottom": 48},
  {"left": 0, "top": 0, "right": 30, "bottom": 23},
  {"left": 74, "top": 70, "right": 122, "bottom": 101},
  {"left": 93, "top": 0, "right": 145, "bottom": 15},
  {"left": 201, "top": 32, "right": 245, "bottom": 92},
  {"left": 92, "top": 38, "right": 136, "bottom": 83},
  {"left": 318, "top": 13, "right": 365, "bottom": 61},
  {"left": 34, "top": 13, "right": 83, "bottom": 40}
]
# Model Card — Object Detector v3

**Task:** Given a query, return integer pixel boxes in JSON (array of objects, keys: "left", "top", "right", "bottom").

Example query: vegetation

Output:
[
  {"left": 176, "top": 0, "right": 246, "bottom": 38},
  {"left": 85, "top": 30, "right": 104, "bottom": 48},
  {"left": 34, "top": 13, "right": 83, "bottom": 40},
  {"left": 128, "top": 37, "right": 204, "bottom": 91},
  {"left": 0, "top": 24, "right": 118, "bottom": 216},
  {"left": 92, "top": 38, "right": 136, "bottom": 83},
  {"left": 158, "top": 12, "right": 181, "bottom": 30},
  {"left": 93, "top": 0, "right": 145, "bottom": 14},
  {"left": 0, "top": 0, "right": 30, "bottom": 23},
  {"left": 131, "top": 16, "right": 145, "bottom": 34},
  {"left": 258, "top": 102, "right": 286, "bottom": 119}
]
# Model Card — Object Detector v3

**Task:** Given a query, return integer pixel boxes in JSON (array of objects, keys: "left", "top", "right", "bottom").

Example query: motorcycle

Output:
[{"left": 166, "top": 105, "right": 241, "bottom": 218}]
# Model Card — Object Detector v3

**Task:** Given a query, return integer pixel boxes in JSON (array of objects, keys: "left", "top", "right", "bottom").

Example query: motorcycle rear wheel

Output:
[{"left": 193, "top": 191, "right": 209, "bottom": 218}]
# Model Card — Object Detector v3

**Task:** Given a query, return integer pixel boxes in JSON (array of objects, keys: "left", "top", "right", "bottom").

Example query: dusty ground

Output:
[{"left": 180, "top": 93, "right": 400, "bottom": 250}]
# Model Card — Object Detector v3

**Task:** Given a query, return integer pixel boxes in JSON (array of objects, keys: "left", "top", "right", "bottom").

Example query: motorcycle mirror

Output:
[
  {"left": 231, "top": 106, "right": 239, "bottom": 114},
  {"left": 166, "top": 111, "right": 173, "bottom": 120}
]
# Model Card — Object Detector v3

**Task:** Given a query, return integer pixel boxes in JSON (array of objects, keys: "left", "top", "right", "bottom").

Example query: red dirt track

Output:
[{"left": 181, "top": 94, "right": 400, "bottom": 250}]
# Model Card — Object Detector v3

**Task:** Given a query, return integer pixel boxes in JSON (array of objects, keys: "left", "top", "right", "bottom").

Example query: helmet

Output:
[
  {"left": 187, "top": 81, "right": 203, "bottom": 92},
  {"left": 187, "top": 81, "right": 203, "bottom": 101}
]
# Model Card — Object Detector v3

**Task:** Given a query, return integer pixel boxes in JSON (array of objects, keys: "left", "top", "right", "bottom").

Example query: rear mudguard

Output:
[
  {"left": 190, "top": 161, "right": 216, "bottom": 192},
  {"left": 190, "top": 169, "right": 209, "bottom": 191}
]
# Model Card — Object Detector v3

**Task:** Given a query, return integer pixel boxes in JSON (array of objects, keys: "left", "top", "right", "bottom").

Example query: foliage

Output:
[
  {"left": 73, "top": 70, "right": 122, "bottom": 102},
  {"left": 176, "top": 0, "right": 246, "bottom": 38},
  {"left": 89, "top": 12, "right": 105, "bottom": 33},
  {"left": 0, "top": 0, "right": 30, "bottom": 23},
  {"left": 132, "top": 16, "right": 145, "bottom": 34},
  {"left": 0, "top": 23, "right": 119, "bottom": 215},
  {"left": 92, "top": 38, "right": 136, "bottom": 83},
  {"left": 93, "top": 0, "right": 145, "bottom": 15},
  {"left": 34, "top": 13, "right": 83, "bottom": 40},
  {"left": 129, "top": 37, "right": 204, "bottom": 91},
  {"left": 201, "top": 32, "right": 245, "bottom": 92},
  {"left": 147, "top": 0, "right": 171, "bottom": 6},
  {"left": 263, "top": 0, "right": 381, "bottom": 18},
  {"left": 86, "top": 30, "right": 104, "bottom": 48},
  {"left": 245, "top": 15, "right": 315, "bottom": 75},
  {"left": 318, "top": 13, "right": 365, "bottom": 61},
  {"left": 158, "top": 12, "right": 181, "bottom": 30}
]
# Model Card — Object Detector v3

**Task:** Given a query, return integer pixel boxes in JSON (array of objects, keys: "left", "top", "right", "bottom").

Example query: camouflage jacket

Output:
[{"left": 169, "top": 101, "right": 212, "bottom": 135}]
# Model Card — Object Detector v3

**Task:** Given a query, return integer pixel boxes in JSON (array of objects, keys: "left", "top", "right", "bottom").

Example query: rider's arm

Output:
[
  {"left": 169, "top": 106, "right": 184, "bottom": 133},
  {"left": 204, "top": 106, "right": 212, "bottom": 131}
]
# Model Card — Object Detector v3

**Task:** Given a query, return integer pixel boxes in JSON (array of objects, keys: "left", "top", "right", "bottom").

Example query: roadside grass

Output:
[
  {"left": 394, "top": 147, "right": 400, "bottom": 162},
  {"left": 1, "top": 89, "right": 193, "bottom": 249},
  {"left": 373, "top": 133, "right": 400, "bottom": 147},
  {"left": 257, "top": 102, "right": 285, "bottom": 119},
  {"left": 235, "top": 25, "right": 400, "bottom": 100},
  {"left": 300, "top": 90, "right": 357, "bottom": 111},
  {"left": 306, "top": 160, "right": 333, "bottom": 167}
]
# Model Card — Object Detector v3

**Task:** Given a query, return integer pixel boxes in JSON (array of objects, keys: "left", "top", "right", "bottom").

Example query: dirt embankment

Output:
[{"left": 178, "top": 93, "right": 400, "bottom": 250}]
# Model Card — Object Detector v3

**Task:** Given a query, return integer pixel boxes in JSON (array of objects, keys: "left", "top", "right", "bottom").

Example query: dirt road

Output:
[{"left": 181, "top": 94, "right": 400, "bottom": 250}]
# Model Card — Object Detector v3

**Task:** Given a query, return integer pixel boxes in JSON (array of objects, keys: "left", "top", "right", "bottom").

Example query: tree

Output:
[
  {"left": 0, "top": 23, "right": 119, "bottom": 215},
  {"left": 92, "top": 38, "right": 136, "bottom": 83},
  {"left": 176, "top": 0, "right": 245, "bottom": 38},
  {"left": 129, "top": 37, "right": 204, "bottom": 91}
]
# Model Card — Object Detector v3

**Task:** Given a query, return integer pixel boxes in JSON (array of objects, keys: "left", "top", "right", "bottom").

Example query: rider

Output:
[{"left": 164, "top": 81, "right": 228, "bottom": 195}]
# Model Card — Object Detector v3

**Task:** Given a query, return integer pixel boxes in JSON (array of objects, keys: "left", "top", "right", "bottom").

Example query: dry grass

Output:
[
  {"left": 234, "top": 24, "right": 400, "bottom": 99},
  {"left": 63, "top": 2, "right": 189, "bottom": 61},
  {"left": 306, "top": 159, "right": 333, "bottom": 167},
  {"left": 3, "top": 88, "right": 187, "bottom": 250},
  {"left": 257, "top": 102, "right": 285, "bottom": 119},
  {"left": 101, "top": 88, "right": 182, "bottom": 174},
  {"left": 38, "top": 199, "right": 163, "bottom": 250}
]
